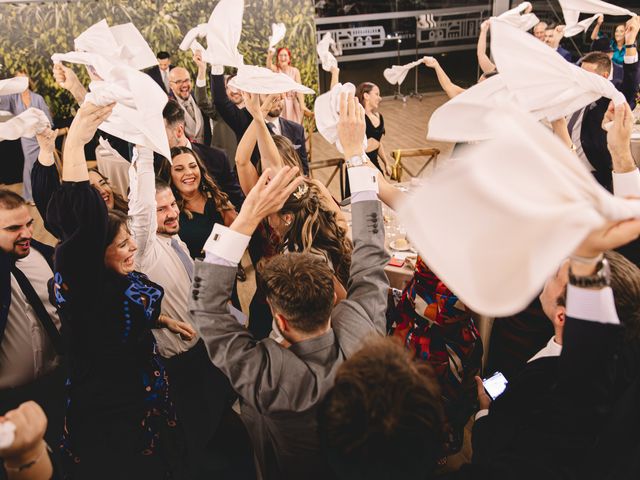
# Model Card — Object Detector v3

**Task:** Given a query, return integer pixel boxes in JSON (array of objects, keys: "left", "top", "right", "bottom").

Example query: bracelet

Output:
[
  {"left": 569, "top": 252, "right": 603, "bottom": 265},
  {"left": 4, "top": 442, "right": 49, "bottom": 472},
  {"left": 624, "top": 44, "right": 636, "bottom": 49}
]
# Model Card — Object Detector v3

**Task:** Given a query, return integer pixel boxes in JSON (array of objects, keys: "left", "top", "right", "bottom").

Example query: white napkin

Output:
[
  {"left": 559, "top": 0, "right": 636, "bottom": 37},
  {"left": 383, "top": 59, "right": 424, "bottom": 85},
  {"left": 74, "top": 19, "right": 157, "bottom": 71},
  {"left": 52, "top": 52, "right": 170, "bottom": 159},
  {"left": 0, "top": 76, "right": 28, "bottom": 96},
  {"left": 494, "top": 2, "right": 540, "bottom": 31},
  {"left": 0, "top": 108, "right": 50, "bottom": 141},
  {"left": 227, "top": 65, "right": 314, "bottom": 94},
  {"left": 179, "top": 0, "right": 245, "bottom": 68},
  {"left": 314, "top": 82, "right": 367, "bottom": 154},
  {"left": 0, "top": 421, "right": 16, "bottom": 449},
  {"left": 269, "top": 23, "right": 287, "bottom": 50},
  {"left": 402, "top": 107, "right": 640, "bottom": 317},
  {"left": 317, "top": 32, "right": 338, "bottom": 72},
  {"left": 428, "top": 21, "right": 626, "bottom": 142}
]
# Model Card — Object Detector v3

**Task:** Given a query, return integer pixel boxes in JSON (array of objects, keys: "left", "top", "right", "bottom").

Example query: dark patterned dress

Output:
[{"left": 47, "top": 181, "right": 182, "bottom": 478}]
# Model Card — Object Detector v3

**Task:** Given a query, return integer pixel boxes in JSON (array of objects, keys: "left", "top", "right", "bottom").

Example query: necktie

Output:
[
  {"left": 567, "top": 107, "right": 584, "bottom": 136},
  {"left": 171, "top": 237, "right": 194, "bottom": 281},
  {"left": 10, "top": 264, "right": 64, "bottom": 355},
  {"left": 184, "top": 100, "right": 196, "bottom": 120}
]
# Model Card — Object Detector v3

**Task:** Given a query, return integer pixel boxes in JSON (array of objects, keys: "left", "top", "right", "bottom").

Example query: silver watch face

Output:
[{"left": 348, "top": 155, "right": 366, "bottom": 167}]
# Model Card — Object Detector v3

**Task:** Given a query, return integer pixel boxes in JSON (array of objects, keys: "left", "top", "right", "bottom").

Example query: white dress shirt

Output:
[
  {"left": 0, "top": 249, "right": 61, "bottom": 389},
  {"left": 128, "top": 147, "right": 199, "bottom": 357}
]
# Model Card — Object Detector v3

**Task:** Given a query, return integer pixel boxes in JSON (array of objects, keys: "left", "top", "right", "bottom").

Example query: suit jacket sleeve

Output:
[
  {"left": 621, "top": 58, "right": 639, "bottom": 107},
  {"left": 189, "top": 260, "right": 285, "bottom": 411},
  {"left": 211, "top": 74, "right": 249, "bottom": 140},
  {"left": 194, "top": 84, "right": 217, "bottom": 119},
  {"left": 293, "top": 123, "right": 309, "bottom": 175},
  {"left": 213, "top": 147, "right": 244, "bottom": 210},
  {"left": 331, "top": 199, "right": 390, "bottom": 356}
]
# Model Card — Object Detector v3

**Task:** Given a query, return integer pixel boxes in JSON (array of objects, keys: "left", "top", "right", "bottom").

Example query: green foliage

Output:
[{"left": 0, "top": 0, "right": 318, "bottom": 122}]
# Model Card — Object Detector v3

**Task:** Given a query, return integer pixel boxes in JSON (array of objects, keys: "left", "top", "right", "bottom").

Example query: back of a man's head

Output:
[
  {"left": 318, "top": 337, "right": 444, "bottom": 480},
  {"left": 605, "top": 251, "right": 640, "bottom": 343},
  {"left": 258, "top": 252, "right": 334, "bottom": 334},
  {"left": 163, "top": 99, "right": 185, "bottom": 126},
  {"left": 581, "top": 51, "right": 612, "bottom": 77}
]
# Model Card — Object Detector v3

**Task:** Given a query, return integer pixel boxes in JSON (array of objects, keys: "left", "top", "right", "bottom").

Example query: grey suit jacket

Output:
[{"left": 189, "top": 199, "right": 390, "bottom": 480}]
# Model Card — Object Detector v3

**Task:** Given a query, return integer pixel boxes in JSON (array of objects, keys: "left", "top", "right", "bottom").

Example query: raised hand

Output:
[
  {"left": 242, "top": 91, "right": 264, "bottom": 120},
  {"left": 603, "top": 101, "right": 634, "bottom": 170},
  {"left": 53, "top": 63, "right": 81, "bottom": 92},
  {"left": 338, "top": 92, "right": 366, "bottom": 159},
  {"left": 0, "top": 401, "right": 50, "bottom": 475},
  {"left": 36, "top": 127, "right": 58, "bottom": 158},
  {"left": 66, "top": 102, "right": 115, "bottom": 147},
  {"left": 231, "top": 166, "right": 304, "bottom": 236},
  {"left": 423, "top": 56, "right": 439, "bottom": 68},
  {"left": 625, "top": 16, "right": 640, "bottom": 45}
]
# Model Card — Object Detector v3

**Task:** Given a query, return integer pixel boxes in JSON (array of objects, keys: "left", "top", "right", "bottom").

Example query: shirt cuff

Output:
[
  {"left": 195, "top": 78, "right": 206, "bottom": 88},
  {"left": 211, "top": 65, "right": 224, "bottom": 75},
  {"left": 347, "top": 166, "right": 379, "bottom": 195},
  {"left": 624, "top": 53, "right": 638, "bottom": 64},
  {"left": 475, "top": 409, "right": 489, "bottom": 421},
  {"left": 612, "top": 168, "right": 640, "bottom": 198},
  {"left": 566, "top": 284, "right": 620, "bottom": 325},
  {"left": 203, "top": 224, "right": 250, "bottom": 265},
  {"left": 351, "top": 191, "right": 378, "bottom": 203}
]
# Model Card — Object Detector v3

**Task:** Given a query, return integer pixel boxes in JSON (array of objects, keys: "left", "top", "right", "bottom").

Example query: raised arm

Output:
[
  {"left": 127, "top": 146, "right": 157, "bottom": 265},
  {"left": 53, "top": 63, "right": 87, "bottom": 106},
  {"left": 621, "top": 17, "right": 639, "bottom": 106},
  {"left": 32, "top": 127, "right": 60, "bottom": 236},
  {"left": 266, "top": 48, "right": 277, "bottom": 72},
  {"left": 235, "top": 121, "right": 261, "bottom": 194},
  {"left": 590, "top": 14, "right": 604, "bottom": 41},
  {"left": 603, "top": 101, "right": 640, "bottom": 197},
  {"left": 189, "top": 166, "right": 304, "bottom": 406},
  {"left": 331, "top": 94, "right": 390, "bottom": 346},
  {"left": 330, "top": 66, "right": 340, "bottom": 89},
  {"left": 423, "top": 57, "right": 466, "bottom": 99},
  {"left": 243, "top": 92, "right": 285, "bottom": 172},
  {"left": 211, "top": 73, "right": 247, "bottom": 139},
  {"left": 477, "top": 20, "right": 497, "bottom": 74},
  {"left": 193, "top": 50, "right": 217, "bottom": 119}
]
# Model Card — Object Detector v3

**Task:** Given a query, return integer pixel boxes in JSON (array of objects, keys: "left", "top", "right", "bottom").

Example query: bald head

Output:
[{"left": 169, "top": 67, "right": 192, "bottom": 100}]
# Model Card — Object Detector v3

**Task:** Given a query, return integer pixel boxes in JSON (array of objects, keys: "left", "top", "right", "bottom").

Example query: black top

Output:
[
  {"left": 46, "top": 181, "right": 176, "bottom": 458},
  {"left": 178, "top": 198, "right": 225, "bottom": 259},
  {"left": 365, "top": 113, "right": 385, "bottom": 170}
]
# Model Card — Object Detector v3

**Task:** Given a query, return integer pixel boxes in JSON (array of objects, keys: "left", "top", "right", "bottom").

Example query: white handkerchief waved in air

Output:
[
  {"left": 428, "top": 20, "right": 625, "bottom": 143},
  {"left": 0, "top": 421, "right": 16, "bottom": 449},
  {"left": 227, "top": 65, "right": 314, "bottom": 94},
  {"left": 402, "top": 108, "right": 640, "bottom": 317},
  {"left": 0, "top": 108, "right": 50, "bottom": 141},
  {"left": 317, "top": 32, "right": 338, "bottom": 72},
  {"left": 559, "top": 0, "right": 636, "bottom": 37},
  {"left": 494, "top": 2, "right": 540, "bottom": 31},
  {"left": 180, "top": 0, "right": 245, "bottom": 68},
  {"left": 269, "top": 23, "right": 287, "bottom": 49},
  {"left": 74, "top": 19, "right": 157, "bottom": 71},
  {"left": 0, "top": 76, "right": 29, "bottom": 96},
  {"left": 314, "top": 82, "right": 367, "bottom": 154},
  {"left": 52, "top": 52, "right": 170, "bottom": 159},
  {"left": 383, "top": 59, "right": 424, "bottom": 85}
]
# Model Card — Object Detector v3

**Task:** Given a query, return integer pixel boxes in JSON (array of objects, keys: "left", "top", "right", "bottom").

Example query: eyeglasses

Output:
[{"left": 170, "top": 78, "right": 191, "bottom": 86}]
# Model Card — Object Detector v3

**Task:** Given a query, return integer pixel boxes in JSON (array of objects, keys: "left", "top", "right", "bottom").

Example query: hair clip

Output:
[{"left": 292, "top": 183, "right": 309, "bottom": 200}]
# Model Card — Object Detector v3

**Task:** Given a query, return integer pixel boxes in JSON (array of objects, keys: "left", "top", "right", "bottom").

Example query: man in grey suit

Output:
[{"left": 189, "top": 95, "right": 389, "bottom": 480}]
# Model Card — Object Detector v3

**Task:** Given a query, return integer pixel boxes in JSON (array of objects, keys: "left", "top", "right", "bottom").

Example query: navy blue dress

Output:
[{"left": 46, "top": 181, "right": 183, "bottom": 477}]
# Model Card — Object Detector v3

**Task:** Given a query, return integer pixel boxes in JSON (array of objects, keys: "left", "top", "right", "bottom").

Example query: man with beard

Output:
[
  {"left": 127, "top": 146, "right": 254, "bottom": 479},
  {"left": 0, "top": 189, "right": 65, "bottom": 460},
  {"left": 169, "top": 66, "right": 211, "bottom": 145}
]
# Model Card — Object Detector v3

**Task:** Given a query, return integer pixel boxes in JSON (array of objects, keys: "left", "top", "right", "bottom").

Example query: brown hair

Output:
[
  {"left": 273, "top": 135, "right": 303, "bottom": 170},
  {"left": 0, "top": 189, "right": 27, "bottom": 210},
  {"left": 605, "top": 251, "right": 640, "bottom": 343},
  {"left": 160, "top": 146, "right": 233, "bottom": 219},
  {"left": 106, "top": 209, "right": 130, "bottom": 246},
  {"left": 581, "top": 52, "right": 612, "bottom": 76},
  {"left": 87, "top": 168, "right": 129, "bottom": 214},
  {"left": 355, "top": 82, "right": 377, "bottom": 107},
  {"left": 277, "top": 180, "right": 352, "bottom": 287},
  {"left": 257, "top": 252, "right": 334, "bottom": 333},
  {"left": 318, "top": 336, "right": 445, "bottom": 478}
]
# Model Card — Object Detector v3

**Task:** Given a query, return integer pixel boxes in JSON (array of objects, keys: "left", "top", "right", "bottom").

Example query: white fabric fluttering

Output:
[
  {"left": 314, "top": 83, "right": 367, "bottom": 154},
  {"left": 0, "top": 421, "right": 16, "bottom": 449},
  {"left": 383, "top": 59, "right": 424, "bottom": 86},
  {"left": 52, "top": 51, "right": 169, "bottom": 159},
  {"left": 401, "top": 107, "right": 640, "bottom": 316},
  {"left": 0, "top": 108, "right": 50, "bottom": 141},
  {"left": 227, "top": 65, "right": 314, "bottom": 95},
  {"left": 269, "top": 23, "right": 287, "bottom": 50},
  {"left": 317, "top": 32, "right": 338, "bottom": 72},
  {"left": 74, "top": 19, "right": 157, "bottom": 70},
  {"left": 494, "top": 2, "right": 540, "bottom": 32},
  {"left": 0, "top": 76, "right": 28, "bottom": 96},
  {"left": 427, "top": 21, "right": 625, "bottom": 142},
  {"left": 179, "top": 0, "right": 245, "bottom": 68},
  {"left": 559, "top": 0, "right": 636, "bottom": 37}
]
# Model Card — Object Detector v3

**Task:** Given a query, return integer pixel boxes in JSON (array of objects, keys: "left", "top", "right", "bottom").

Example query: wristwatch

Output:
[
  {"left": 569, "top": 258, "right": 611, "bottom": 289},
  {"left": 624, "top": 43, "right": 637, "bottom": 49},
  {"left": 346, "top": 154, "right": 368, "bottom": 168}
]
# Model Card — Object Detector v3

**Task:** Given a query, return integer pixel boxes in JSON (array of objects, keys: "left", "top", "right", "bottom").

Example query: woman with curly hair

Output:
[{"left": 160, "top": 146, "right": 237, "bottom": 259}]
